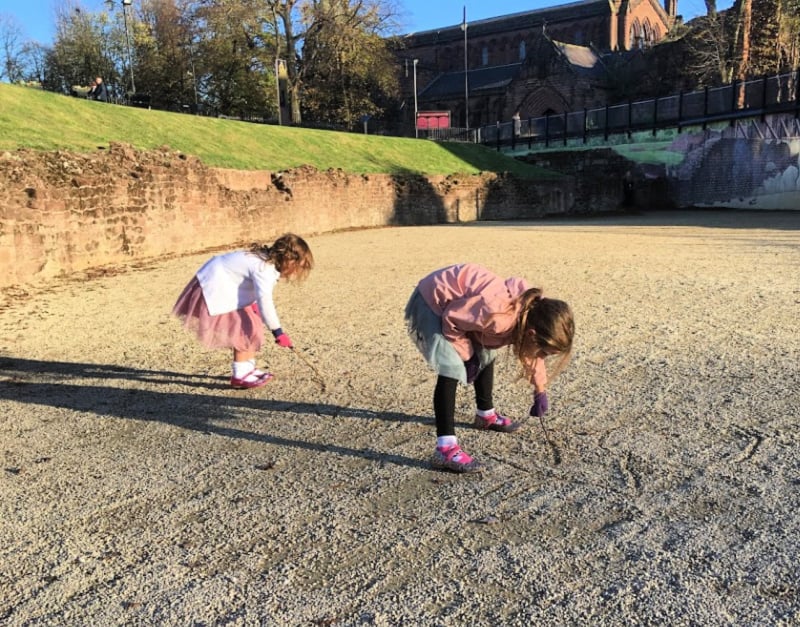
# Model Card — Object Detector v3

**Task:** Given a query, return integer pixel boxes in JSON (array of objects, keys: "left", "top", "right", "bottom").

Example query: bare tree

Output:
[
  {"left": 46, "top": 1, "right": 118, "bottom": 96},
  {"left": 20, "top": 41, "right": 50, "bottom": 85},
  {"left": 679, "top": 12, "right": 737, "bottom": 85},
  {"left": 0, "top": 13, "right": 25, "bottom": 82}
]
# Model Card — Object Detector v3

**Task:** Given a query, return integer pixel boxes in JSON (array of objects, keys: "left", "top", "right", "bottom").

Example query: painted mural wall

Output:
[{"left": 666, "top": 118, "right": 800, "bottom": 210}]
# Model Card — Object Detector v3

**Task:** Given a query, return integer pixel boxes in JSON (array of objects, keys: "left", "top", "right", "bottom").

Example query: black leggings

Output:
[{"left": 433, "top": 360, "right": 494, "bottom": 437}]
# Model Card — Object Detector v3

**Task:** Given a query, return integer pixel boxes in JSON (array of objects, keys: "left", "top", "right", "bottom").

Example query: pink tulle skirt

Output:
[{"left": 172, "top": 277, "right": 265, "bottom": 352}]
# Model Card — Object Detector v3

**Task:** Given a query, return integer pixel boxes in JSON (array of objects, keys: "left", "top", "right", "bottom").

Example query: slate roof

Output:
[
  {"left": 419, "top": 63, "right": 523, "bottom": 100},
  {"left": 405, "top": 0, "right": 608, "bottom": 46},
  {"left": 418, "top": 37, "right": 611, "bottom": 100}
]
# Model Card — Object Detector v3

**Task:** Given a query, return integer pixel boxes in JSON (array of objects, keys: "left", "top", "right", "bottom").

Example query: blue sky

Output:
[{"left": 1, "top": 0, "right": 719, "bottom": 46}]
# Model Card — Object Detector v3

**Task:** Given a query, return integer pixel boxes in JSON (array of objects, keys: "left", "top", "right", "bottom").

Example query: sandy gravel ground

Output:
[{"left": 1, "top": 210, "right": 799, "bottom": 626}]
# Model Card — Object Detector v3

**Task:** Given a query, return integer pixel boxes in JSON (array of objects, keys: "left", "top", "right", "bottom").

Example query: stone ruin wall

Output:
[{"left": 0, "top": 143, "right": 579, "bottom": 290}]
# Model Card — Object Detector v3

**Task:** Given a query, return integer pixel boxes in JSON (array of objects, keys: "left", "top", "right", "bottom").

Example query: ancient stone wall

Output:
[
  {"left": 0, "top": 143, "right": 575, "bottom": 289},
  {"left": 518, "top": 148, "right": 651, "bottom": 211}
]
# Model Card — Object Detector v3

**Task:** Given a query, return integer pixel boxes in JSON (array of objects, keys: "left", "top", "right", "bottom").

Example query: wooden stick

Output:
[{"left": 290, "top": 347, "right": 327, "bottom": 392}]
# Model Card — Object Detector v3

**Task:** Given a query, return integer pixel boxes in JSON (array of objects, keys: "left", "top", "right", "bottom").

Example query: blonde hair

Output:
[
  {"left": 251, "top": 233, "right": 314, "bottom": 281},
  {"left": 510, "top": 288, "right": 574, "bottom": 381}
]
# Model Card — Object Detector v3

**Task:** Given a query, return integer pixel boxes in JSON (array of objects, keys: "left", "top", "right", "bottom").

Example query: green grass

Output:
[
  {"left": 612, "top": 141, "right": 685, "bottom": 166},
  {"left": 503, "top": 128, "right": 690, "bottom": 166},
  {"left": 0, "top": 84, "right": 554, "bottom": 178}
]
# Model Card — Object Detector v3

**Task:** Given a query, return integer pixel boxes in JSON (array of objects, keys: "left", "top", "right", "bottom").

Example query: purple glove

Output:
[
  {"left": 464, "top": 354, "right": 480, "bottom": 384},
  {"left": 530, "top": 391, "right": 549, "bottom": 417}
]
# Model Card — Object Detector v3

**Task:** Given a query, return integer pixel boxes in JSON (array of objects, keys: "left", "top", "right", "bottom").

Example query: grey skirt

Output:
[{"left": 404, "top": 288, "right": 496, "bottom": 385}]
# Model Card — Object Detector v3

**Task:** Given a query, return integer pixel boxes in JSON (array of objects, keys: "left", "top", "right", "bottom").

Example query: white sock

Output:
[
  {"left": 476, "top": 408, "right": 496, "bottom": 418},
  {"left": 437, "top": 435, "right": 457, "bottom": 449},
  {"left": 232, "top": 360, "right": 255, "bottom": 378}
]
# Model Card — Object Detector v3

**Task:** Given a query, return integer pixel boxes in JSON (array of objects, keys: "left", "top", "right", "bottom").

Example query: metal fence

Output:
[
  {"left": 418, "top": 127, "right": 481, "bottom": 142},
  {"left": 479, "top": 69, "right": 800, "bottom": 150}
]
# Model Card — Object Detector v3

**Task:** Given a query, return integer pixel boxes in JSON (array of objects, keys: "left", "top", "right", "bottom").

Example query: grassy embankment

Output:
[{"left": 0, "top": 83, "right": 555, "bottom": 178}]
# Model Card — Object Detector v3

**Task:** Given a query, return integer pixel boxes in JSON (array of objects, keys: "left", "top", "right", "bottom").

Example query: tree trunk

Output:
[
  {"left": 276, "top": 2, "right": 303, "bottom": 124},
  {"left": 734, "top": 0, "right": 752, "bottom": 107}
]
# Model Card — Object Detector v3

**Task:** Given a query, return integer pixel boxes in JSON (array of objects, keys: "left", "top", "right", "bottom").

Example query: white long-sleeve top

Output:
[{"left": 196, "top": 251, "right": 282, "bottom": 331}]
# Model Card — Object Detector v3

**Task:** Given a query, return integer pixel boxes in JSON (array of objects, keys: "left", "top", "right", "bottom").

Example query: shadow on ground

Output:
[{"left": 0, "top": 357, "right": 431, "bottom": 470}]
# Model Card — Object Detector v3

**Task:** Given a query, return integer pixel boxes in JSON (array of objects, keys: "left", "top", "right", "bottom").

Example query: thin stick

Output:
[
  {"left": 290, "top": 347, "right": 327, "bottom": 392},
  {"left": 538, "top": 415, "right": 561, "bottom": 465},
  {"left": 538, "top": 414, "right": 552, "bottom": 444}
]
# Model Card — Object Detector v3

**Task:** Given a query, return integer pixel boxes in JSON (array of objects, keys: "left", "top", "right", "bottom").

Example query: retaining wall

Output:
[{"left": 0, "top": 143, "right": 578, "bottom": 289}]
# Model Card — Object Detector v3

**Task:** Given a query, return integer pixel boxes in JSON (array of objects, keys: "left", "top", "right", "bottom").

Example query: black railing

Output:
[
  {"left": 418, "top": 127, "right": 480, "bottom": 142},
  {"left": 480, "top": 69, "right": 800, "bottom": 150}
]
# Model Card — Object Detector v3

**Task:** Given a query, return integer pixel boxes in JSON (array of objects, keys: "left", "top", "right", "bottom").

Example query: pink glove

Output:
[{"left": 275, "top": 333, "right": 293, "bottom": 348}]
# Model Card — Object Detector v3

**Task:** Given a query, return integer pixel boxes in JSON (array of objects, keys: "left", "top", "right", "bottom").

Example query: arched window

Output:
[
  {"left": 481, "top": 45, "right": 489, "bottom": 66},
  {"left": 519, "top": 40, "right": 526, "bottom": 61},
  {"left": 642, "top": 19, "right": 653, "bottom": 48},
  {"left": 629, "top": 20, "right": 642, "bottom": 50}
]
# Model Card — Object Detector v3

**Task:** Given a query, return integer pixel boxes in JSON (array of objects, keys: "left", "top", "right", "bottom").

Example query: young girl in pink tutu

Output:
[
  {"left": 173, "top": 233, "right": 314, "bottom": 389},
  {"left": 405, "top": 263, "right": 574, "bottom": 473}
]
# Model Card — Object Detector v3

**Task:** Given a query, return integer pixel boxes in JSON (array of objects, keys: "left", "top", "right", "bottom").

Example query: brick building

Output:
[{"left": 400, "top": 0, "right": 678, "bottom": 130}]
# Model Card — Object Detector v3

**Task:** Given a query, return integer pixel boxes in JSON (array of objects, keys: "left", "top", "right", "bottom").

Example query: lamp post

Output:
[
  {"left": 275, "top": 58, "right": 285, "bottom": 125},
  {"left": 121, "top": 0, "right": 135, "bottom": 95},
  {"left": 413, "top": 58, "right": 419, "bottom": 138},
  {"left": 461, "top": 6, "right": 469, "bottom": 130},
  {"left": 188, "top": 44, "right": 198, "bottom": 112},
  {"left": 186, "top": 68, "right": 198, "bottom": 113}
]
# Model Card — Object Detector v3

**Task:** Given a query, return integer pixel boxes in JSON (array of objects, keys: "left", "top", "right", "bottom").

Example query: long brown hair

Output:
[
  {"left": 510, "top": 288, "right": 575, "bottom": 382},
  {"left": 251, "top": 233, "right": 314, "bottom": 281}
]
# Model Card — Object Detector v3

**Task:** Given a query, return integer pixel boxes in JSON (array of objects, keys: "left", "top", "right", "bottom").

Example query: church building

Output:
[{"left": 400, "top": 0, "right": 678, "bottom": 130}]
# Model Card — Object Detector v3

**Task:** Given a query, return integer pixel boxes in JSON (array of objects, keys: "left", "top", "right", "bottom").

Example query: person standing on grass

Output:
[
  {"left": 512, "top": 110, "right": 521, "bottom": 137},
  {"left": 172, "top": 233, "right": 313, "bottom": 389},
  {"left": 405, "top": 263, "right": 574, "bottom": 473}
]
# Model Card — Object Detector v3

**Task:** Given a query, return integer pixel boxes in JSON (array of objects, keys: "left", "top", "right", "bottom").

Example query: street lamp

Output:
[
  {"left": 121, "top": 0, "right": 135, "bottom": 95},
  {"left": 187, "top": 43, "right": 198, "bottom": 112},
  {"left": 413, "top": 58, "right": 418, "bottom": 138},
  {"left": 275, "top": 58, "right": 286, "bottom": 125},
  {"left": 461, "top": 6, "right": 469, "bottom": 130}
]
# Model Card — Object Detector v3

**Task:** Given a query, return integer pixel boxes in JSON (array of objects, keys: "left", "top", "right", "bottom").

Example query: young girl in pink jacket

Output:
[
  {"left": 173, "top": 233, "right": 313, "bottom": 389},
  {"left": 405, "top": 263, "right": 574, "bottom": 473}
]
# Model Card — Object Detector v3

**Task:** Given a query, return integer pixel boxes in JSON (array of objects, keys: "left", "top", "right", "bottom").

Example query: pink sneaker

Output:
[
  {"left": 473, "top": 411, "right": 520, "bottom": 433},
  {"left": 431, "top": 445, "right": 482, "bottom": 473},
  {"left": 230, "top": 369, "right": 274, "bottom": 389}
]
